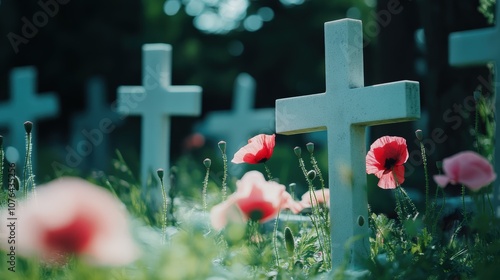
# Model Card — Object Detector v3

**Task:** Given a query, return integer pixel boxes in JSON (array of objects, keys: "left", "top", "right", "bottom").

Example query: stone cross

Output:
[
  {"left": 195, "top": 73, "right": 274, "bottom": 174},
  {"left": 117, "top": 44, "right": 202, "bottom": 185},
  {"left": 275, "top": 19, "right": 420, "bottom": 268},
  {"left": 449, "top": 4, "right": 500, "bottom": 217},
  {"left": 0, "top": 66, "right": 59, "bottom": 172},
  {"left": 70, "top": 76, "right": 121, "bottom": 172}
]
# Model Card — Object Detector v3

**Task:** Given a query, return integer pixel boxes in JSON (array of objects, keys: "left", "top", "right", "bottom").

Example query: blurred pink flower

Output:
[
  {"left": 12, "top": 177, "right": 138, "bottom": 265},
  {"left": 300, "top": 189, "right": 330, "bottom": 207},
  {"left": 281, "top": 191, "right": 304, "bottom": 214},
  {"left": 366, "top": 136, "right": 408, "bottom": 189},
  {"left": 210, "top": 171, "right": 285, "bottom": 229},
  {"left": 433, "top": 151, "right": 496, "bottom": 191},
  {"left": 232, "top": 134, "right": 275, "bottom": 164}
]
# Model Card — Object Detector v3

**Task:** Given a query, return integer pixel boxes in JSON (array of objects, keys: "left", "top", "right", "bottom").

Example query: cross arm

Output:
[
  {"left": 449, "top": 27, "right": 498, "bottom": 66},
  {"left": 275, "top": 93, "right": 327, "bottom": 135},
  {"left": 350, "top": 81, "right": 420, "bottom": 126}
]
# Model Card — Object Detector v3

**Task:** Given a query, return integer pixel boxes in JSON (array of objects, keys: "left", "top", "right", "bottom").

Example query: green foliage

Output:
[{"left": 478, "top": 0, "right": 496, "bottom": 24}]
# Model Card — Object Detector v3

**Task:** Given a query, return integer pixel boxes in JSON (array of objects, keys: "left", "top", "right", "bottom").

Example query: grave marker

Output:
[
  {"left": 195, "top": 73, "right": 274, "bottom": 174},
  {"left": 275, "top": 19, "right": 420, "bottom": 268},
  {"left": 117, "top": 44, "right": 202, "bottom": 184},
  {"left": 0, "top": 66, "right": 59, "bottom": 172},
  {"left": 70, "top": 77, "right": 121, "bottom": 171},
  {"left": 449, "top": 4, "right": 500, "bottom": 217}
]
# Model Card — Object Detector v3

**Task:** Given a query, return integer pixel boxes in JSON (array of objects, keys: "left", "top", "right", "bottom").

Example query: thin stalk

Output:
[
  {"left": 159, "top": 173, "right": 167, "bottom": 244},
  {"left": 264, "top": 163, "right": 273, "bottom": 181},
  {"left": 273, "top": 211, "right": 280, "bottom": 268},
  {"left": 419, "top": 141, "right": 430, "bottom": 218},
  {"left": 23, "top": 131, "right": 32, "bottom": 198},
  {"left": 461, "top": 184, "right": 466, "bottom": 219},
  {"left": 221, "top": 152, "right": 228, "bottom": 201},
  {"left": 202, "top": 171, "right": 209, "bottom": 213}
]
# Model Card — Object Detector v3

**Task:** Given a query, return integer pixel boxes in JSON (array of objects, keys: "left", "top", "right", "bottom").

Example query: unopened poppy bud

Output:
[
  {"left": 307, "top": 170, "right": 316, "bottom": 181},
  {"left": 294, "top": 146, "right": 301, "bottom": 157},
  {"left": 157, "top": 168, "right": 164, "bottom": 179},
  {"left": 24, "top": 121, "right": 33, "bottom": 134},
  {"left": 203, "top": 158, "right": 211, "bottom": 168},
  {"left": 284, "top": 227, "right": 295, "bottom": 257},
  {"left": 436, "top": 161, "right": 443, "bottom": 170},
  {"left": 288, "top": 183, "right": 296, "bottom": 193},
  {"left": 415, "top": 129, "right": 423, "bottom": 141},
  {"left": 306, "top": 142, "right": 314, "bottom": 153},
  {"left": 473, "top": 90, "right": 481, "bottom": 102},
  {"left": 218, "top": 141, "right": 226, "bottom": 154}
]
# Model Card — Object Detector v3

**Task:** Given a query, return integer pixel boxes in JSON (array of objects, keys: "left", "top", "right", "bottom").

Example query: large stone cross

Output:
[
  {"left": 275, "top": 19, "right": 420, "bottom": 268},
  {"left": 449, "top": 4, "right": 500, "bottom": 217},
  {"left": 0, "top": 66, "right": 59, "bottom": 171},
  {"left": 195, "top": 73, "right": 274, "bottom": 173},
  {"left": 117, "top": 44, "right": 202, "bottom": 184}
]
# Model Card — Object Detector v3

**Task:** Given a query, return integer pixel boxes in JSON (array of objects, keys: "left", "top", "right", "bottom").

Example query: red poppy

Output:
[
  {"left": 366, "top": 136, "right": 408, "bottom": 189},
  {"left": 210, "top": 171, "right": 285, "bottom": 229},
  {"left": 231, "top": 134, "right": 275, "bottom": 164}
]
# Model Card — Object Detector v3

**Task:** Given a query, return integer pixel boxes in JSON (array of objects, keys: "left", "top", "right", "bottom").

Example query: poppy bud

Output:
[
  {"left": 307, "top": 170, "right": 316, "bottom": 181},
  {"left": 203, "top": 158, "right": 211, "bottom": 168},
  {"left": 157, "top": 168, "right": 164, "bottom": 180},
  {"left": 306, "top": 142, "right": 314, "bottom": 153},
  {"left": 294, "top": 146, "right": 301, "bottom": 157},
  {"left": 218, "top": 141, "right": 226, "bottom": 154},
  {"left": 24, "top": 121, "right": 33, "bottom": 134},
  {"left": 415, "top": 129, "right": 423, "bottom": 141}
]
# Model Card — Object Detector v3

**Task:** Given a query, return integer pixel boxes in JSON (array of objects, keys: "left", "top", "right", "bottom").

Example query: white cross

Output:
[
  {"left": 70, "top": 77, "right": 122, "bottom": 171},
  {"left": 0, "top": 66, "right": 59, "bottom": 172},
  {"left": 275, "top": 19, "right": 420, "bottom": 268},
  {"left": 117, "top": 44, "right": 202, "bottom": 185},
  {"left": 449, "top": 4, "right": 500, "bottom": 217},
  {"left": 195, "top": 73, "right": 274, "bottom": 174}
]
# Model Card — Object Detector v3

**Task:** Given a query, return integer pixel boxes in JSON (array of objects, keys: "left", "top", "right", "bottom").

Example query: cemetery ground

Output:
[{"left": 0, "top": 102, "right": 499, "bottom": 279}]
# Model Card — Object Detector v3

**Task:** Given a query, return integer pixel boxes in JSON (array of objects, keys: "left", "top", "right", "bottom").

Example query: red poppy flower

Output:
[
  {"left": 210, "top": 171, "right": 285, "bottom": 229},
  {"left": 12, "top": 177, "right": 138, "bottom": 265},
  {"left": 366, "top": 136, "right": 408, "bottom": 189},
  {"left": 231, "top": 134, "right": 275, "bottom": 164}
]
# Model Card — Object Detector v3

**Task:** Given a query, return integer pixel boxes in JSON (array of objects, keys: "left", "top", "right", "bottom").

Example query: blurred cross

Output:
[
  {"left": 117, "top": 44, "right": 202, "bottom": 185},
  {"left": 0, "top": 66, "right": 59, "bottom": 172},
  {"left": 70, "top": 76, "right": 122, "bottom": 172},
  {"left": 449, "top": 4, "right": 500, "bottom": 217},
  {"left": 195, "top": 73, "right": 274, "bottom": 175},
  {"left": 275, "top": 19, "right": 420, "bottom": 269}
]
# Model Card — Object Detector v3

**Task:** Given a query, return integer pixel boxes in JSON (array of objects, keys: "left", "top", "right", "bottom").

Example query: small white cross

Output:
[
  {"left": 0, "top": 66, "right": 59, "bottom": 171},
  {"left": 195, "top": 73, "right": 274, "bottom": 174},
  {"left": 275, "top": 19, "right": 420, "bottom": 268},
  {"left": 117, "top": 44, "right": 202, "bottom": 184},
  {"left": 449, "top": 4, "right": 500, "bottom": 217}
]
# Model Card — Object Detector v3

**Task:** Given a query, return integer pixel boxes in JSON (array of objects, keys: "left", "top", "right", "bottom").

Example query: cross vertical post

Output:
[
  {"left": 449, "top": 4, "right": 500, "bottom": 217},
  {"left": 195, "top": 73, "right": 274, "bottom": 174},
  {"left": 117, "top": 44, "right": 202, "bottom": 185},
  {"left": 275, "top": 19, "right": 420, "bottom": 268}
]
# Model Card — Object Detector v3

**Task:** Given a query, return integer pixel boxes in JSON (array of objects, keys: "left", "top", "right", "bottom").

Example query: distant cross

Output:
[
  {"left": 275, "top": 19, "right": 420, "bottom": 268},
  {"left": 0, "top": 66, "right": 59, "bottom": 171},
  {"left": 117, "top": 44, "right": 202, "bottom": 185},
  {"left": 195, "top": 73, "right": 274, "bottom": 174},
  {"left": 449, "top": 4, "right": 500, "bottom": 217},
  {"left": 71, "top": 77, "right": 122, "bottom": 171}
]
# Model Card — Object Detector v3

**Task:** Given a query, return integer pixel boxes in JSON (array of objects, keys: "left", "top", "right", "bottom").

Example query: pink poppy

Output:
[
  {"left": 210, "top": 171, "right": 285, "bottom": 229},
  {"left": 11, "top": 177, "right": 138, "bottom": 265},
  {"left": 366, "top": 136, "right": 409, "bottom": 189},
  {"left": 300, "top": 189, "right": 330, "bottom": 207},
  {"left": 231, "top": 134, "right": 275, "bottom": 164},
  {"left": 433, "top": 151, "right": 496, "bottom": 191}
]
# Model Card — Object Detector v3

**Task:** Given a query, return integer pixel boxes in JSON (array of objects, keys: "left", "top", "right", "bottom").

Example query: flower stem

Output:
[
  {"left": 263, "top": 163, "right": 273, "bottom": 181},
  {"left": 202, "top": 162, "right": 210, "bottom": 213},
  {"left": 461, "top": 184, "right": 466, "bottom": 219},
  {"left": 159, "top": 172, "right": 167, "bottom": 244},
  {"left": 273, "top": 211, "right": 280, "bottom": 268},
  {"left": 221, "top": 151, "right": 228, "bottom": 201},
  {"left": 419, "top": 141, "right": 430, "bottom": 219}
]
